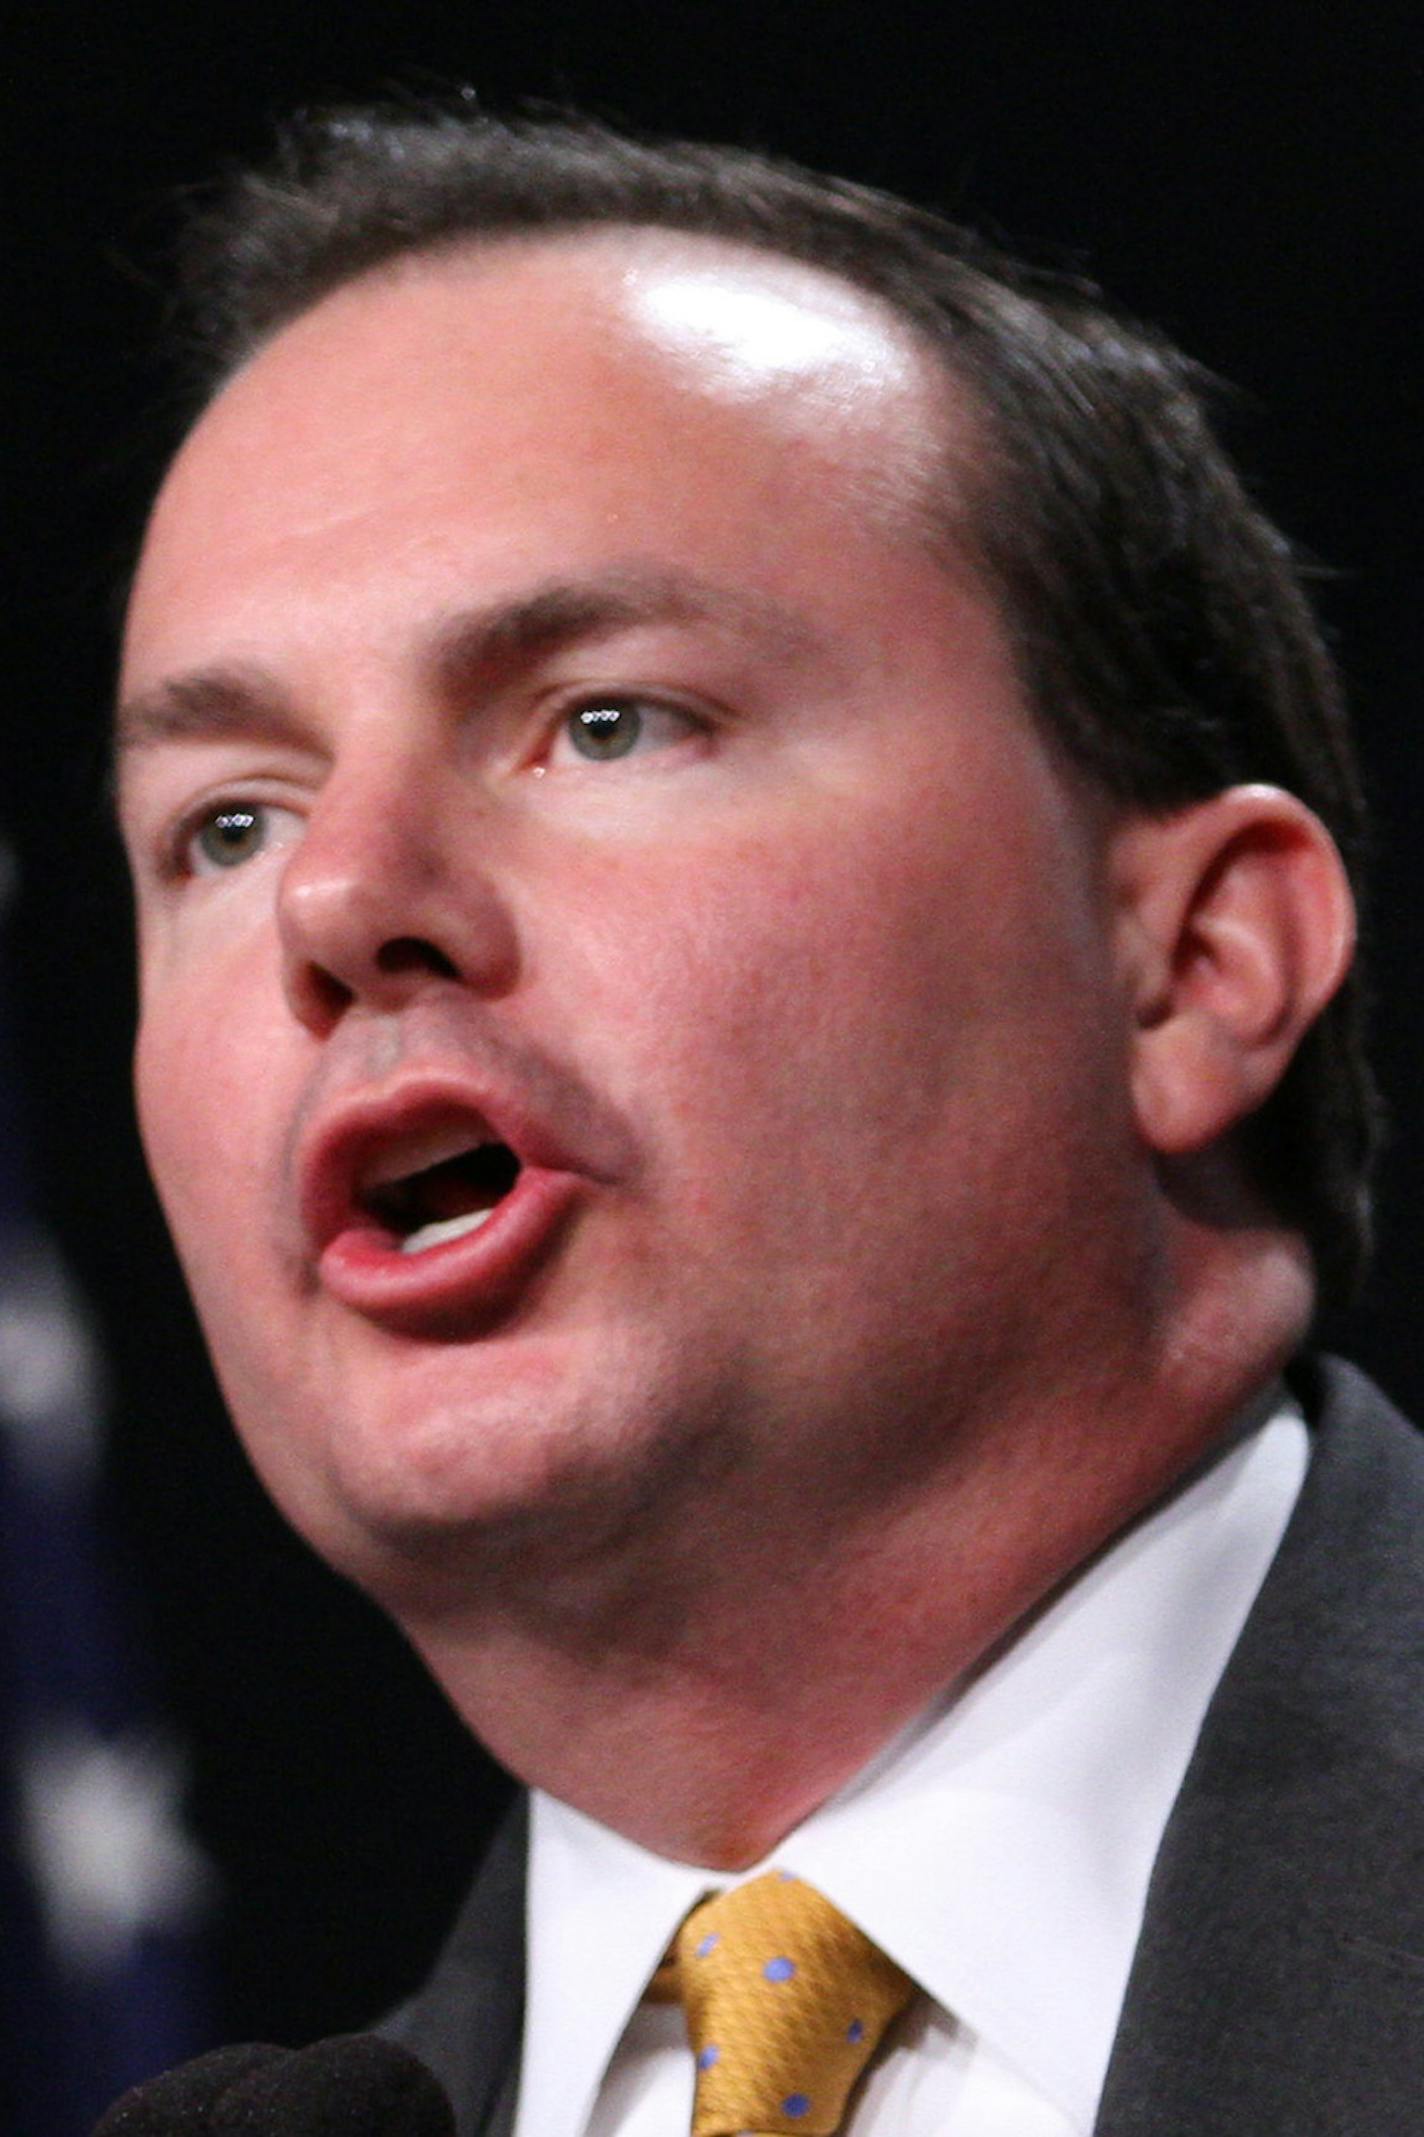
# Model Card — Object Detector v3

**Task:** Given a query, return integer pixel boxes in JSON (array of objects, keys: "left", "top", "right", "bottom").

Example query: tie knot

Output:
[{"left": 650, "top": 1871, "right": 914, "bottom": 2135}]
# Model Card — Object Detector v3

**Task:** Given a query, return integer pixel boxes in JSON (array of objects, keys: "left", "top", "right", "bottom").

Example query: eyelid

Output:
[
  {"left": 118, "top": 732, "right": 324, "bottom": 872},
  {"left": 534, "top": 686, "right": 715, "bottom": 769},
  {"left": 163, "top": 788, "right": 304, "bottom": 882}
]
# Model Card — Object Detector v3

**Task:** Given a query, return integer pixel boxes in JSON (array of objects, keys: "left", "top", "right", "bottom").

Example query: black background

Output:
[{"left": 4, "top": 0, "right": 1422, "bottom": 2054}]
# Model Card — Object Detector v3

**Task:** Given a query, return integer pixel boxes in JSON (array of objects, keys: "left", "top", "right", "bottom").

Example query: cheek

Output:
[
  {"left": 133, "top": 956, "right": 292, "bottom": 1270},
  {"left": 543, "top": 810, "right": 1039, "bottom": 1162},
  {"left": 136, "top": 1014, "right": 213, "bottom": 1216},
  {"left": 536, "top": 779, "right": 1127, "bottom": 1281}
]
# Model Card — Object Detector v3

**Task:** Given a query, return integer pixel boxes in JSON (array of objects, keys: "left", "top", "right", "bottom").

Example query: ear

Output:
[{"left": 1110, "top": 784, "right": 1356, "bottom": 1156}]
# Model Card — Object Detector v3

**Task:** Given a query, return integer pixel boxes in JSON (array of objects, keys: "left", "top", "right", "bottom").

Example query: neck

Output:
[{"left": 400, "top": 1219, "right": 1313, "bottom": 1866}]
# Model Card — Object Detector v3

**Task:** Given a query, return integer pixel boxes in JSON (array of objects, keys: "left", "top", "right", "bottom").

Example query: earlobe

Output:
[{"left": 1111, "top": 785, "right": 1356, "bottom": 1156}]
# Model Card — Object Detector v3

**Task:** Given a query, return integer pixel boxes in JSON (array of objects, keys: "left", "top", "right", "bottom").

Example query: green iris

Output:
[
  {"left": 197, "top": 806, "right": 265, "bottom": 868},
  {"left": 568, "top": 702, "right": 644, "bottom": 760}
]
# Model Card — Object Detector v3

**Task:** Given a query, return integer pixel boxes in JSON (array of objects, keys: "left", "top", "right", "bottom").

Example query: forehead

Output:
[
  {"left": 183, "top": 225, "right": 947, "bottom": 476},
  {"left": 123, "top": 232, "right": 984, "bottom": 681}
]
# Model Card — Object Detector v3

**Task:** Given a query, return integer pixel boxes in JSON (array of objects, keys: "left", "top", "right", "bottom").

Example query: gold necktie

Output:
[{"left": 648, "top": 1870, "right": 915, "bottom": 2136}]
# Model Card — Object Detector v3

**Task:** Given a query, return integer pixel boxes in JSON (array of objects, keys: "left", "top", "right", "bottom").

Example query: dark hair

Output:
[{"left": 170, "top": 99, "right": 1379, "bottom": 1310}]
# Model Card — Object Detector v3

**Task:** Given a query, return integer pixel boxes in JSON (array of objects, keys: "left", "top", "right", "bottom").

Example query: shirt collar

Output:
[{"left": 519, "top": 1397, "right": 1306, "bottom": 2137}]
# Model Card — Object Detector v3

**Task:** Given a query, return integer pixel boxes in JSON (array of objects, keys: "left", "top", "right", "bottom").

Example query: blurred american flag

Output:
[{"left": 0, "top": 847, "right": 210, "bottom": 2135}]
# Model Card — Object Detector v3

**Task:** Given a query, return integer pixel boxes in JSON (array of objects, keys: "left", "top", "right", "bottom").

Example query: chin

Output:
[{"left": 240, "top": 1368, "right": 683, "bottom": 1614}]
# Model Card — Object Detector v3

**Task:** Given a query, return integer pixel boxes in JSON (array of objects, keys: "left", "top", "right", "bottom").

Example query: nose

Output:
[{"left": 277, "top": 763, "right": 519, "bottom": 1033}]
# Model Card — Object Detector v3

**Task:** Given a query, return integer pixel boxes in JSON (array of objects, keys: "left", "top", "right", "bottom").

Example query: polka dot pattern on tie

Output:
[{"left": 647, "top": 1868, "right": 915, "bottom": 2136}]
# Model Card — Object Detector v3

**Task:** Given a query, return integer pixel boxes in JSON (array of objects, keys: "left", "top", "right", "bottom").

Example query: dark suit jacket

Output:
[{"left": 384, "top": 1357, "right": 1424, "bottom": 2133}]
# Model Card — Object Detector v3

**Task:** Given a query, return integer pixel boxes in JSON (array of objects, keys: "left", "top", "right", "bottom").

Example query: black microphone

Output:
[{"left": 93, "top": 2033, "right": 455, "bottom": 2135}]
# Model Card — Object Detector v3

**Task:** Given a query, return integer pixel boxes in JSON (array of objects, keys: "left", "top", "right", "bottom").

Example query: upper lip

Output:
[{"left": 296, "top": 1071, "right": 580, "bottom": 1260}]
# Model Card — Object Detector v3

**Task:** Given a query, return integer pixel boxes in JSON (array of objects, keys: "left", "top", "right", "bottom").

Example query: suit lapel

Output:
[
  {"left": 1095, "top": 1359, "right": 1424, "bottom": 2132},
  {"left": 382, "top": 1791, "right": 528, "bottom": 2136}
]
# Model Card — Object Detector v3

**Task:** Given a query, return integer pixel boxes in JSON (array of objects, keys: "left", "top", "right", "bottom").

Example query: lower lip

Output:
[{"left": 317, "top": 1166, "right": 584, "bottom": 1330}]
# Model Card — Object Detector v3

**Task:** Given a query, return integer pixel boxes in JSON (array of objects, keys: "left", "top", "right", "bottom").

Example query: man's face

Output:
[{"left": 118, "top": 234, "right": 1145, "bottom": 1615}]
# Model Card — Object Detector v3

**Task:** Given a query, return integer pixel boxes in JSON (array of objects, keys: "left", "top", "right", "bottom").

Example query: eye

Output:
[
  {"left": 546, "top": 695, "right": 701, "bottom": 767},
  {"left": 184, "top": 801, "right": 291, "bottom": 875}
]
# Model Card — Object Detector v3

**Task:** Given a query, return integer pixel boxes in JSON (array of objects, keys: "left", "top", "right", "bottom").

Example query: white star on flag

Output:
[{"left": 19, "top": 1722, "right": 213, "bottom": 1973}]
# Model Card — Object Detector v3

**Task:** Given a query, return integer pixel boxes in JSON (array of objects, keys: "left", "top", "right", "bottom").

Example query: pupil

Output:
[{"left": 573, "top": 703, "right": 641, "bottom": 759}]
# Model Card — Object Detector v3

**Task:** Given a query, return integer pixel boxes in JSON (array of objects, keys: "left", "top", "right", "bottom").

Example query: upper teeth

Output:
[{"left": 363, "top": 1124, "right": 490, "bottom": 1192}]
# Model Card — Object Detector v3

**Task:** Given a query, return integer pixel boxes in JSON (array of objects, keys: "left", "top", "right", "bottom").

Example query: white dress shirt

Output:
[{"left": 514, "top": 1399, "right": 1307, "bottom": 2137}]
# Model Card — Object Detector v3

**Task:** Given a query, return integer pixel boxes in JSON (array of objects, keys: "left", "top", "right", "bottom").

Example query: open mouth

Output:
[
  {"left": 304, "top": 1091, "right": 588, "bottom": 1324},
  {"left": 359, "top": 1134, "right": 523, "bottom": 1256}
]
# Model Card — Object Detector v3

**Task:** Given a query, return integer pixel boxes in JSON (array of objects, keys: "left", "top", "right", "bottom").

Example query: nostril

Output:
[
  {"left": 374, "top": 937, "right": 460, "bottom": 980},
  {"left": 284, "top": 932, "right": 462, "bottom": 1034},
  {"left": 303, "top": 966, "right": 354, "bottom": 1024}
]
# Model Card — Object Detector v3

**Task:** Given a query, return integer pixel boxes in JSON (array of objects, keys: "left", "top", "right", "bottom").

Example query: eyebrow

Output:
[
  {"left": 432, "top": 564, "right": 822, "bottom": 684},
  {"left": 114, "top": 668, "right": 300, "bottom": 758},
  {"left": 114, "top": 562, "right": 826, "bottom": 760}
]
